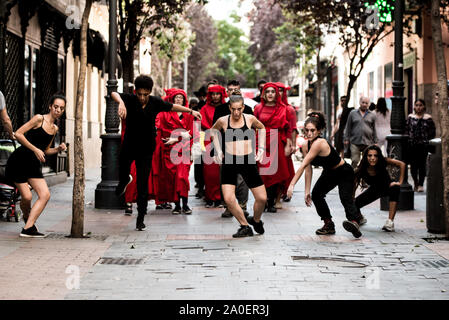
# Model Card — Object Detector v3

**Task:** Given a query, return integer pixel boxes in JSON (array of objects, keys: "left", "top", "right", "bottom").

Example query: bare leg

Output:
[
  {"left": 251, "top": 185, "right": 267, "bottom": 222},
  {"left": 15, "top": 183, "right": 32, "bottom": 221},
  {"left": 24, "top": 178, "right": 50, "bottom": 229},
  {"left": 388, "top": 201, "right": 398, "bottom": 220},
  {"left": 222, "top": 184, "right": 248, "bottom": 226}
]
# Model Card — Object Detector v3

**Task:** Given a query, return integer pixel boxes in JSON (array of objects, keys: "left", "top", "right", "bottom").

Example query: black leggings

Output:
[
  {"left": 311, "top": 163, "right": 358, "bottom": 221},
  {"left": 409, "top": 144, "right": 428, "bottom": 186},
  {"left": 355, "top": 184, "right": 400, "bottom": 213}
]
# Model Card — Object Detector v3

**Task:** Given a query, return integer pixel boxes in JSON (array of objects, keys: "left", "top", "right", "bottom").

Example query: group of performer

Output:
[{"left": 4, "top": 74, "right": 406, "bottom": 239}]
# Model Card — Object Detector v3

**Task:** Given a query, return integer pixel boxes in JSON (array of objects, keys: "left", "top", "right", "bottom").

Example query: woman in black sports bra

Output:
[
  {"left": 287, "top": 112, "right": 362, "bottom": 238},
  {"left": 6, "top": 94, "right": 67, "bottom": 238},
  {"left": 211, "top": 95, "right": 267, "bottom": 238}
]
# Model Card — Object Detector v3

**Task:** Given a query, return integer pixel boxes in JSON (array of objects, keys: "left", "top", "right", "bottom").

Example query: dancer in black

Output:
[
  {"left": 211, "top": 95, "right": 267, "bottom": 238},
  {"left": 354, "top": 145, "right": 405, "bottom": 232},
  {"left": 6, "top": 94, "right": 67, "bottom": 237},
  {"left": 113, "top": 75, "right": 201, "bottom": 231},
  {"left": 287, "top": 112, "right": 362, "bottom": 238}
]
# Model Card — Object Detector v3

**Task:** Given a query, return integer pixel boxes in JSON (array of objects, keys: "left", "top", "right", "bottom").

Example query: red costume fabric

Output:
[
  {"left": 275, "top": 82, "right": 298, "bottom": 192},
  {"left": 200, "top": 85, "right": 227, "bottom": 202},
  {"left": 121, "top": 119, "right": 138, "bottom": 203},
  {"left": 254, "top": 83, "right": 291, "bottom": 188},
  {"left": 148, "top": 89, "right": 195, "bottom": 203}
]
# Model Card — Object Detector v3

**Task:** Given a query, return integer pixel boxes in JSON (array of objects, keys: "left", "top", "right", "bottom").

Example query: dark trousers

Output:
[
  {"left": 355, "top": 184, "right": 400, "bottom": 213},
  {"left": 194, "top": 162, "right": 204, "bottom": 189},
  {"left": 409, "top": 144, "right": 428, "bottom": 186},
  {"left": 266, "top": 184, "right": 279, "bottom": 207},
  {"left": 119, "top": 148, "right": 152, "bottom": 217},
  {"left": 311, "top": 163, "right": 358, "bottom": 221}
]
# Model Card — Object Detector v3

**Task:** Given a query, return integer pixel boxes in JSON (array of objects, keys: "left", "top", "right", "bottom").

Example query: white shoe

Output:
[{"left": 382, "top": 219, "right": 395, "bottom": 232}]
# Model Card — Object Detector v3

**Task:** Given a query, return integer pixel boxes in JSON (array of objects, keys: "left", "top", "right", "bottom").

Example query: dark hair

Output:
[
  {"left": 354, "top": 145, "right": 389, "bottom": 189},
  {"left": 227, "top": 80, "right": 240, "bottom": 87},
  {"left": 49, "top": 94, "right": 66, "bottom": 106},
  {"left": 229, "top": 95, "right": 244, "bottom": 106},
  {"left": 305, "top": 112, "right": 326, "bottom": 131},
  {"left": 207, "top": 79, "right": 219, "bottom": 87},
  {"left": 134, "top": 74, "right": 154, "bottom": 91},
  {"left": 257, "top": 79, "right": 267, "bottom": 87},
  {"left": 376, "top": 97, "right": 387, "bottom": 116},
  {"left": 369, "top": 102, "right": 376, "bottom": 111},
  {"left": 415, "top": 99, "right": 426, "bottom": 109},
  {"left": 189, "top": 97, "right": 199, "bottom": 105}
]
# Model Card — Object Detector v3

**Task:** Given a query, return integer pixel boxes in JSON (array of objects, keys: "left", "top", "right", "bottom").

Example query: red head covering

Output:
[
  {"left": 163, "top": 88, "right": 189, "bottom": 108},
  {"left": 206, "top": 85, "right": 227, "bottom": 105},
  {"left": 260, "top": 82, "right": 283, "bottom": 107},
  {"left": 274, "top": 82, "right": 291, "bottom": 106}
]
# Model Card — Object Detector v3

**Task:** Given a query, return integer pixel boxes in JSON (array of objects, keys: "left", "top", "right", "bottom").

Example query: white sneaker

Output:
[{"left": 382, "top": 219, "right": 395, "bottom": 232}]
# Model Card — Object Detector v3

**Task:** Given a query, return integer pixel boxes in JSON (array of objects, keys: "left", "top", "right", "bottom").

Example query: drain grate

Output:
[
  {"left": 98, "top": 257, "right": 145, "bottom": 265},
  {"left": 404, "top": 259, "right": 449, "bottom": 269},
  {"left": 291, "top": 256, "right": 367, "bottom": 268},
  {"left": 45, "top": 233, "right": 109, "bottom": 241}
]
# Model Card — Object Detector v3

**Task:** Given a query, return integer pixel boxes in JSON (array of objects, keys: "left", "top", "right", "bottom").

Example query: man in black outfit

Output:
[
  {"left": 113, "top": 75, "right": 202, "bottom": 231},
  {"left": 212, "top": 80, "right": 254, "bottom": 218}
]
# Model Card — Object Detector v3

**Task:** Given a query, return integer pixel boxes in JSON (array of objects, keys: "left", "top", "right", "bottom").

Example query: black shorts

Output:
[{"left": 221, "top": 164, "right": 264, "bottom": 189}]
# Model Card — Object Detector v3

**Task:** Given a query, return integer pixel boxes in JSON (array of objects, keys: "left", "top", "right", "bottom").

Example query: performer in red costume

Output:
[
  {"left": 253, "top": 83, "right": 291, "bottom": 213},
  {"left": 200, "top": 85, "right": 227, "bottom": 208},
  {"left": 148, "top": 88, "right": 196, "bottom": 215}
]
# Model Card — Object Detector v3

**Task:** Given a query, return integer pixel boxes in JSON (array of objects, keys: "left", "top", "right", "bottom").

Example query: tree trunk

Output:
[
  {"left": 71, "top": 0, "right": 93, "bottom": 238},
  {"left": 431, "top": 0, "right": 449, "bottom": 237},
  {"left": 316, "top": 44, "right": 322, "bottom": 111}
]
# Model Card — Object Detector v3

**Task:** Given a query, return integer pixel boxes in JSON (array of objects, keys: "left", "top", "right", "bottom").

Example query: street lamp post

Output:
[
  {"left": 382, "top": 0, "right": 414, "bottom": 210},
  {"left": 95, "top": 0, "right": 123, "bottom": 209}
]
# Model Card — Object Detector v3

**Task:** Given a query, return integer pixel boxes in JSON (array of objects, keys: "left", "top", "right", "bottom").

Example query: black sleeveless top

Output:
[
  {"left": 223, "top": 115, "right": 256, "bottom": 164},
  {"left": 308, "top": 139, "right": 341, "bottom": 170}
]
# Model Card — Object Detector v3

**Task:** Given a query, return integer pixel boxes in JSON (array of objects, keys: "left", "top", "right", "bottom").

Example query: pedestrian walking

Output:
[
  {"left": 0, "top": 90, "right": 15, "bottom": 140},
  {"left": 330, "top": 96, "right": 348, "bottom": 158},
  {"left": 113, "top": 75, "right": 202, "bottom": 231},
  {"left": 148, "top": 88, "right": 195, "bottom": 215},
  {"left": 405, "top": 99, "right": 436, "bottom": 192},
  {"left": 287, "top": 112, "right": 362, "bottom": 238},
  {"left": 344, "top": 96, "right": 377, "bottom": 169},
  {"left": 254, "top": 83, "right": 291, "bottom": 213},
  {"left": 212, "top": 80, "right": 253, "bottom": 218},
  {"left": 354, "top": 145, "right": 405, "bottom": 232},
  {"left": 211, "top": 95, "right": 267, "bottom": 238},
  {"left": 6, "top": 94, "right": 67, "bottom": 237},
  {"left": 374, "top": 97, "right": 390, "bottom": 156}
]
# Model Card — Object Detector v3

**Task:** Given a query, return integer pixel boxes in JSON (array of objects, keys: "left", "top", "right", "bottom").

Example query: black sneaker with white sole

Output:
[
  {"left": 20, "top": 225, "right": 46, "bottom": 238},
  {"left": 135, "top": 216, "right": 146, "bottom": 231},
  {"left": 247, "top": 216, "right": 265, "bottom": 234},
  {"left": 342, "top": 220, "right": 362, "bottom": 238},
  {"left": 182, "top": 206, "right": 192, "bottom": 215},
  {"left": 115, "top": 174, "right": 133, "bottom": 196},
  {"left": 232, "top": 225, "right": 254, "bottom": 238}
]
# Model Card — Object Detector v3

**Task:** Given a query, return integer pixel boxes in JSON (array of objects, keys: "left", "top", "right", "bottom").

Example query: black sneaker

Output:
[
  {"left": 182, "top": 206, "right": 192, "bottom": 215},
  {"left": 356, "top": 215, "right": 367, "bottom": 226},
  {"left": 205, "top": 201, "right": 213, "bottom": 208},
  {"left": 247, "top": 216, "right": 265, "bottom": 234},
  {"left": 162, "top": 203, "right": 172, "bottom": 209},
  {"left": 315, "top": 220, "right": 336, "bottom": 235},
  {"left": 243, "top": 211, "right": 249, "bottom": 219},
  {"left": 155, "top": 204, "right": 164, "bottom": 210},
  {"left": 232, "top": 225, "right": 254, "bottom": 238},
  {"left": 221, "top": 208, "right": 233, "bottom": 218},
  {"left": 282, "top": 195, "right": 291, "bottom": 202},
  {"left": 20, "top": 225, "right": 46, "bottom": 238},
  {"left": 343, "top": 220, "right": 362, "bottom": 238},
  {"left": 125, "top": 203, "right": 133, "bottom": 216},
  {"left": 195, "top": 189, "right": 204, "bottom": 199},
  {"left": 136, "top": 216, "right": 146, "bottom": 231},
  {"left": 115, "top": 174, "right": 133, "bottom": 196},
  {"left": 266, "top": 206, "right": 277, "bottom": 213},
  {"left": 214, "top": 201, "right": 223, "bottom": 208},
  {"left": 172, "top": 206, "right": 181, "bottom": 215}
]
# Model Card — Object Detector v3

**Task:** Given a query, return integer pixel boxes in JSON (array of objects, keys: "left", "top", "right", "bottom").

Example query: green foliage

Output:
[
  {"left": 214, "top": 19, "right": 257, "bottom": 87},
  {"left": 364, "top": 0, "right": 395, "bottom": 23}
]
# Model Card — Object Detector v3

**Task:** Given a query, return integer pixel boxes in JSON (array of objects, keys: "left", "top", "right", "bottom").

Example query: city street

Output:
[{"left": 0, "top": 163, "right": 448, "bottom": 301}]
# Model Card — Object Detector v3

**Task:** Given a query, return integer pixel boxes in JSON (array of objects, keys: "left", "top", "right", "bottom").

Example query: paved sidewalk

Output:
[{"left": 0, "top": 164, "right": 448, "bottom": 300}]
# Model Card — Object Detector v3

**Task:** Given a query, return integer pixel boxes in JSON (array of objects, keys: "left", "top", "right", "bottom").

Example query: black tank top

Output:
[
  {"left": 22, "top": 115, "right": 55, "bottom": 152},
  {"left": 308, "top": 139, "right": 341, "bottom": 170},
  {"left": 223, "top": 115, "right": 255, "bottom": 164}
]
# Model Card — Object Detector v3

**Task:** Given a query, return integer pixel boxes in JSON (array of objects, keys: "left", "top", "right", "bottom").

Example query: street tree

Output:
[
  {"left": 248, "top": 0, "right": 297, "bottom": 84},
  {"left": 430, "top": 0, "right": 449, "bottom": 236},
  {"left": 172, "top": 3, "right": 218, "bottom": 95},
  {"left": 71, "top": 0, "right": 94, "bottom": 238},
  {"left": 118, "top": 0, "right": 201, "bottom": 93}
]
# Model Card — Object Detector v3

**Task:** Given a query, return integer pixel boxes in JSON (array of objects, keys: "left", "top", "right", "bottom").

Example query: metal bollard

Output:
[{"left": 426, "top": 138, "right": 446, "bottom": 233}]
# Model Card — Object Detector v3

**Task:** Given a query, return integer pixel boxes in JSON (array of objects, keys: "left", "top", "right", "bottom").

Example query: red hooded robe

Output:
[
  {"left": 148, "top": 88, "right": 196, "bottom": 203},
  {"left": 200, "top": 85, "right": 227, "bottom": 202},
  {"left": 254, "top": 83, "right": 291, "bottom": 188}
]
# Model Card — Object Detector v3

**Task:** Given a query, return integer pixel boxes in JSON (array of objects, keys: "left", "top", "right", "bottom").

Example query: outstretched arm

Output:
[{"left": 171, "top": 104, "right": 202, "bottom": 121}]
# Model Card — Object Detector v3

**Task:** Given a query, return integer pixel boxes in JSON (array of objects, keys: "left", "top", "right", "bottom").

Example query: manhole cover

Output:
[
  {"left": 97, "top": 257, "right": 145, "bottom": 265},
  {"left": 291, "top": 256, "right": 367, "bottom": 268}
]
